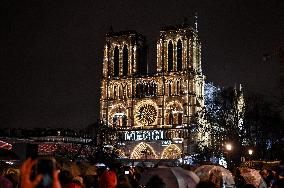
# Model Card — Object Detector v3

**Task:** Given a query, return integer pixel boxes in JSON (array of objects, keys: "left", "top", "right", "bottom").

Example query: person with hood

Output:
[{"left": 99, "top": 169, "right": 117, "bottom": 188}]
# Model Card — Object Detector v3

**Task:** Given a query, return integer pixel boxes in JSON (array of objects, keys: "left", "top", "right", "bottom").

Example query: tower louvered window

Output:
[
  {"left": 168, "top": 41, "right": 173, "bottom": 72},
  {"left": 114, "top": 46, "right": 119, "bottom": 77},
  {"left": 123, "top": 45, "right": 128, "bottom": 76},
  {"left": 177, "top": 40, "right": 182, "bottom": 71}
]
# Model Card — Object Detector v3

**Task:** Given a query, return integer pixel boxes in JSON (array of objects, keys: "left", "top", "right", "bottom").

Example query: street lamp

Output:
[
  {"left": 226, "top": 144, "right": 232, "bottom": 151},
  {"left": 225, "top": 143, "right": 232, "bottom": 169},
  {"left": 248, "top": 149, "right": 253, "bottom": 163},
  {"left": 248, "top": 149, "right": 253, "bottom": 156}
]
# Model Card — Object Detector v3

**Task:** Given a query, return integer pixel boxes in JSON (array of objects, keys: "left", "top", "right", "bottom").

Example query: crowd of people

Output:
[
  {"left": 0, "top": 158, "right": 283, "bottom": 188},
  {"left": 233, "top": 167, "right": 284, "bottom": 188}
]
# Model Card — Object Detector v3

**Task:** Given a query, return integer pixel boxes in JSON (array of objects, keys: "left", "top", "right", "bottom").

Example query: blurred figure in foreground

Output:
[
  {"left": 20, "top": 158, "right": 61, "bottom": 188},
  {"left": 145, "top": 175, "right": 165, "bottom": 188}
]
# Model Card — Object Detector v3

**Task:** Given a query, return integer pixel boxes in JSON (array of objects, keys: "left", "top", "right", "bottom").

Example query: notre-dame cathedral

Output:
[{"left": 100, "top": 22, "right": 205, "bottom": 160}]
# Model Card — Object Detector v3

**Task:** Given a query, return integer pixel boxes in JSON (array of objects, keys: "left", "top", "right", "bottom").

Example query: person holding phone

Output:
[{"left": 20, "top": 158, "right": 61, "bottom": 188}]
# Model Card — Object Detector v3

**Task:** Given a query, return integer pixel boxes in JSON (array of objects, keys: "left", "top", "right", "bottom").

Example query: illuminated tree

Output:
[
  {"left": 196, "top": 84, "right": 284, "bottom": 163},
  {"left": 196, "top": 83, "right": 245, "bottom": 164}
]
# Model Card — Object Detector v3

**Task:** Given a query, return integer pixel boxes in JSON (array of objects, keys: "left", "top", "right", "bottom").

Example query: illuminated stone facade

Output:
[{"left": 100, "top": 23, "right": 205, "bottom": 159}]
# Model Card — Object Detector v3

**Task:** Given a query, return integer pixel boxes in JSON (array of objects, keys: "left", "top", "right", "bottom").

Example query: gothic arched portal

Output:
[
  {"left": 108, "top": 104, "right": 127, "bottom": 127},
  {"left": 130, "top": 142, "right": 157, "bottom": 159},
  {"left": 161, "top": 144, "right": 181, "bottom": 159},
  {"left": 166, "top": 101, "right": 183, "bottom": 125}
]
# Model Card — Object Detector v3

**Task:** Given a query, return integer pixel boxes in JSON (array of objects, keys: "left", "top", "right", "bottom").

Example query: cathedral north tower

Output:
[{"left": 157, "top": 25, "right": 202, "bottom": 74}]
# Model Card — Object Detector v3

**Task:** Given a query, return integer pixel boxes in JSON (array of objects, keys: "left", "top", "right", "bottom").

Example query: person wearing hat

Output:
[{"left": 99, "top": 170, "right": 117, "bottom": 188}]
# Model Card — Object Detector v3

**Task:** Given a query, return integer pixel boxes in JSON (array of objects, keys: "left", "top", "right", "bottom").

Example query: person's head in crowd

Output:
[
  {"left": 0, "top": 161, "right": 10, "bottom": 177},
  {"left": 146, "top": 175, "right": 166, "bottom": 188},
  {"left": 272, "top": 161, "right": 284, "bottom": 188},
  {"left": 0, "top": 176, "right": 13, "bottom": 188},
  {"left": 97, "top": 168, "right": 106, "bottom": 177},
  {"left": 134, "top": 173, "right": 141, "bottom": 182},
  {"left": 209, "top": 172, "right": 222, "bottom": 188},
  {"left": 116, "top": 174, "right": 132, "bottom": 188},
  {"left": 260, "top": 169, "right": 268, "bottom": 178},
  {"left": 276, "top": 162, "right": 284, "bottom": 178},
  {"left": 99, "top": 170, "right": 117, "bottom": 188},
  {"left": 4, "top": 173, "right": 19, "bottom": 188},
  {"left": 59, "top": 170, "right": 74, "bottom": 186},
  {"left": 64, "top": 183, "right": 81, "bottom": 188},
  {"left": 83, "top": 175, "right": 98, "bottom": 188},
  {"left": 72, "top": 176, "right": 84, "bottom": 187},
  {"left": 243, "top": 184, "right": 256, "bottom": 188},
  {"left": 235, "top": 167, "right": 241, "bottom": 177},
  {"left": 117, "top": 174, "right": 130, "bottom": 185},
  {"left": 195, "top": 180, "right": 215, "bottom": 188},
  {"left": 115, "top": 183, "right": 132, "bottom": 188},
  {"left": 129, "top": 172, "right": 141, "bottom": 188}
]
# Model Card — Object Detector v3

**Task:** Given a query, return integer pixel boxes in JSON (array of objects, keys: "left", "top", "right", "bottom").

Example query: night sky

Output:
[{"left": 1, "top": 0, "right": 283, "bottom": 129}]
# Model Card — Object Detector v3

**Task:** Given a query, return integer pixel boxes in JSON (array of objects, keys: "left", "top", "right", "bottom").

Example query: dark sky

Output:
[{"left": 1, "top": 0, "right": 283, "bottom": 129}]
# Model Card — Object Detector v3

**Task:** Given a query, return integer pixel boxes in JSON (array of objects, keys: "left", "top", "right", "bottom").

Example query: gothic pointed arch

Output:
[
  {"left": 108, "top": 83, "right": 113, "bottom": 98},
  {"left": 168, "top": 81, "right": 172, "bottom": 96},
  {"left": 113, "top": 84, "right": 118, "bottom": 98},
  {"left": 166, "top": 101, "right": 183, "bottom": 125},
  {"left": 168, "top": 41, "right": 173, "bottom": 72},
  {"left": 130, "top": 142, "right": 157, "bottom": 159},
  {"left": 123, "top": 45, "right": 128, "bottom": 76},
  {"left": 177, "top": 39, "right": 182, "bottom": 71},
  {"left": 176, "top": 80, "right": 180, "bottom": 94},
  {"left": 108, "top": 104, "right": 127, "bottom": 127},
  {"left": 116, "top": 149, "right": 126, "bottom": 158},
  {"left": 114, "top": 46, "right": 119, "bottom": 77},
  {"left": 161, "top": 144, "right": 181, "bottom": 159}
]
